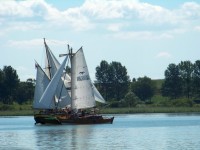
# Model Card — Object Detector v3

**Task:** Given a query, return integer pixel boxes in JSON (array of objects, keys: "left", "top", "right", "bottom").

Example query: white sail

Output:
[
  {"left": 71, "top": 48, "right": 96, "bottom": 109},
  {"left": 45, "top": 44, "right": 59, "bottom": 79},
  {"left": 45, "top": 44, "right": 71, "bottom": 93},
  {"left": 33, "top": 62, "right": 50, "bottom": 109},
  {"left": 55, "top": 72, "right": 71, "bottom": 108},
  {"left": 39, "top": 56, "right": 70, "bottom": 109},
  {"left": 44, "top": 44, "right": 71, "bottom": 108},
  {"left": 45, "top": 43, "right": 104, "bottom": 104},
  {"left": 93, "top": 85, "right": 106, "bottom": 103}
]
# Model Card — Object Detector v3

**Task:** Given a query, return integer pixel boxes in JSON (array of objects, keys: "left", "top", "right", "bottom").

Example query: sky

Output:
[{"left": 0, "top": 0, "right": 200, "bottom": 82}]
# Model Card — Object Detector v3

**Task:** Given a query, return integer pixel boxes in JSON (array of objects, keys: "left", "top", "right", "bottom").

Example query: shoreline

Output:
[{"left": 1, "top": 107, "right": 200, "bottom": 116}]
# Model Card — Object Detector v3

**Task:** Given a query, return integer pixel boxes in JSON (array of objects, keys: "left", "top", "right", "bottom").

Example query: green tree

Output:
[
  {"left": 95, "top": 60, "right": 110, "bottom": 100},
  {"left": 95, "top": 60, "right": 130, "bottom": 101},
  {"left": 178, "top": 61, "right": 193, "bottom": 99},
  {"left": 0, "top": 69, "right": 4, "bottom": 102},
  {"left": 131, "top": 76, "right": 155, "bottom": 101},
  {"left": 1, "top": 66, "right": 20, "bottom": 104},
  {"left": 16, "top": 79, "right": 35, "bottom": 104},
  {"left": 109, "top": 61, "right": 130, "bottom": 101},
  {"left": 162, "top": 63, "right": 182, "bottom": 99},
  {"left": 192, "top": 60, "right": 200, "bottom": 98}
]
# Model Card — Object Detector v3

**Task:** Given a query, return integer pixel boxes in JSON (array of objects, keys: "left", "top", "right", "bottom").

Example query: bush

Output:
[
  {"left": 0, "top": 104, "right": 15, "bottom": 111},
  {"left": 109, "top": 101, "right": 119, "bottom": 108},
  {"left": 172, "top": 98, "right": 194, "bottom": 107}
]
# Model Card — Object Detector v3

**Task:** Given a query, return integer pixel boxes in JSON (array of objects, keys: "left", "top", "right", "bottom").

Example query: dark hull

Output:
[
  {"left": 34, "top": 114, "right": 114, "bottom": 125},
  {"left": 34, "top": 114, "right": 62, "bottom": 124}
]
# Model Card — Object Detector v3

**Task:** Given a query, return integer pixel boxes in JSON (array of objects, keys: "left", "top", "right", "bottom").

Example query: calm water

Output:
[{"left": 0, "top": 114, "right": 200, "bottom": 150}]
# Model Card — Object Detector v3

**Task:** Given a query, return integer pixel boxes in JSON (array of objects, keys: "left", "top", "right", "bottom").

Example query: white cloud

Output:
[
  {"left": 61, "top": 8, "right": 94, "bottom": 31},
  {"left": 0, "top": 0, "right": 93, "bottom": 31},
  {"left": 81, "top": 0, "right": 184, "bottom": 25},
  {"left": 107, "top": 23, "right": 124, "bottom": 32},
  {"left": 0, "top": 0, "right": 33, "bottom": 17},
  {"left": 0, "top": 0, "right": 200, "bottom": 36},
  {"left": 194, "top": 26, "right": 200, "bottom": 31},
  {"left": 180, "top": 2, "right": 200, "bottom": 19},
  {"left": 156, "top": 52, "right": 171, "bottom": 58},
  {"left": 82, "top": 0, "right": 132, "bottom": 19}
]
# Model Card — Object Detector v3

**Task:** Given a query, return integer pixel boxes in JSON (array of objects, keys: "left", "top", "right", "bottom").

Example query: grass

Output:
[
  {"left": 0, "top": 102, "right": 33, "bottom": 116},
  {"left": 1, "top": 100, "right": 200, "bottom": 116},
  {"left": 0, "top": 110, "right": 33, "bottom": 116},
  {"left": 2, "top": 107, "right": 200, "bottom": 116},
  {"left": 99, "top": 107, "right": 200, "bottom": 114}
]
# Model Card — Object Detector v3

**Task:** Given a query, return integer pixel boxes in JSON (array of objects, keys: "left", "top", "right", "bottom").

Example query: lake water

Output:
[{"left": 0, "top": 114, "right": 200, "bottom": 150}]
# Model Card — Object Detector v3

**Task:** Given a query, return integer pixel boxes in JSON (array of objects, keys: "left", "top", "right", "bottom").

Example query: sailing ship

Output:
[{"left": 33, "top": 39, "right": 114, "bottom": 124}]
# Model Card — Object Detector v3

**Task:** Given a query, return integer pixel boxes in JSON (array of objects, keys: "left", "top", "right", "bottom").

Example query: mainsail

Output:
[{"left": 71, "top": 48, "right": 96, "bottom": 109}]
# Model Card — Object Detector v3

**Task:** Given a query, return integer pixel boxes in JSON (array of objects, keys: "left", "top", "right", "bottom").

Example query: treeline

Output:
[
  {"left": 95, "top": 60, "right": 200, "bottom": 107},
  {"left": 0, "top": 66, "right": 35, "bottom": 105},
  {"left": 95, "top": 61, "right": 156, "bottom": 107},
  {"left": 162, "top": 60, "right": 200, "bottom": 99},
  {"left": 1, "top": 60, "right": 200, "bottom": 108}
]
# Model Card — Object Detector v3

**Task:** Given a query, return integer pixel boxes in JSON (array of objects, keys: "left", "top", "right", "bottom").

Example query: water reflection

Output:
[{"left": 34, "top": 125, "right": 94, "bottom": 149}]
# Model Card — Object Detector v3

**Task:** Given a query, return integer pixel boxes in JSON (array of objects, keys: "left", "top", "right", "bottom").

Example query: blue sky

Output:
[{"left": 0, "top": 0, "right": 200, "bottom": 81}]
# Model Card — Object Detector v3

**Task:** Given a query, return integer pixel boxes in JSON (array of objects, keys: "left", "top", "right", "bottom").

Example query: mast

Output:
[
  {"left": 69, "top": 46, "right": 75, "bottom": 110},
  {"left": 59, "top": 45, "right": 74, "bottom": 108}
]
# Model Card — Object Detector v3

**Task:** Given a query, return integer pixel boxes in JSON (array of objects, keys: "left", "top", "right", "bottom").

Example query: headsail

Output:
[
  {"left": 93, "top": 85, "right": 106, "bottom": 103},
  {"left": 55, "top": 72, "right": 71, "bottom": 108},
  {"left": 33, "top": 62, "right": 50, "bottom": 109},
  {"left": 39, "top": 56, "right": 70, "bottom": 109},
  {"left": 71, "top": 48, "right": 96, "bottom": 109}
]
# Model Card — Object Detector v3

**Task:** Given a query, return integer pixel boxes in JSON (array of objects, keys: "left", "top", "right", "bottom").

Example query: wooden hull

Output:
[{"left": 34, "top": 114, "right": 114, "bottom": 125}]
